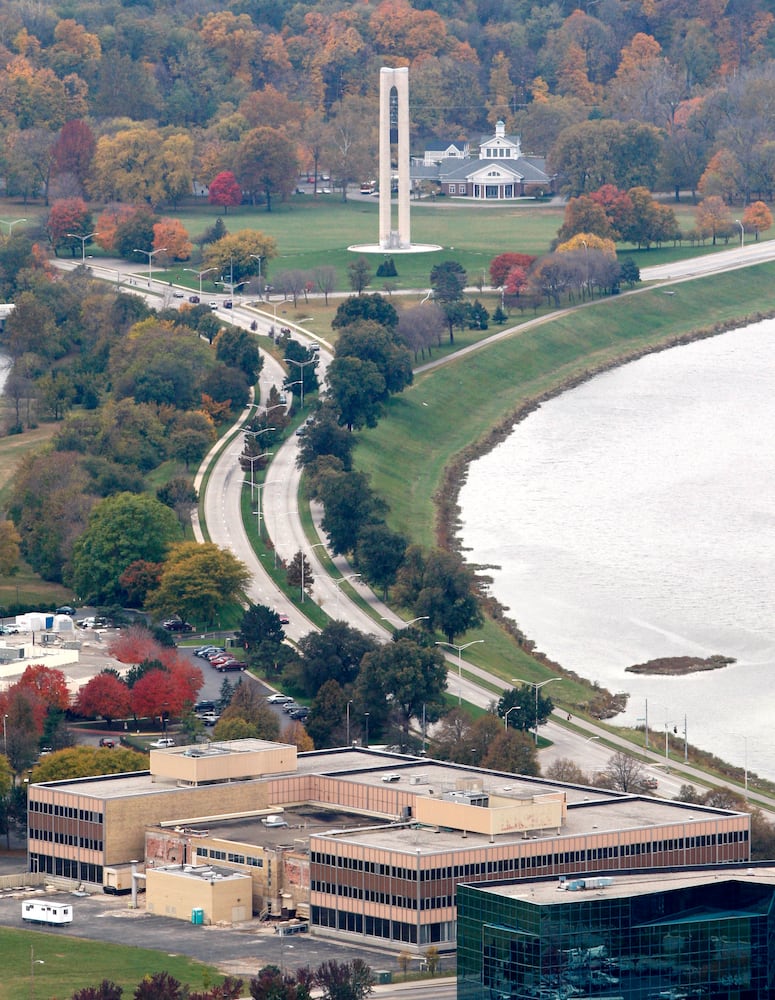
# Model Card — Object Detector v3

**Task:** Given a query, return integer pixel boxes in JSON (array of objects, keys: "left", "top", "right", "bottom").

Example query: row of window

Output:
[
  {"left": 196, "top": 848, "right": 263, "bottom": 868},
  {"left": 29, "top": 827, "right": 102, "bottom": 851},
  {"left": 312, "top": 906, "right": 455, "bottom": 944},
  {"left": 312, "top": 880, "right": 455, "bottom": 910},
  {"left": 483, "top": 147, "right": 514, "bottom": 158},
  {"left": 30, "top": 852, "right": 102, "bottom": 884},
  {"left": 29, "top": 801, "right": 103, "bottom": 824},
  {"left": 313, "top": 831, "right": 747, "bottom": 886}
]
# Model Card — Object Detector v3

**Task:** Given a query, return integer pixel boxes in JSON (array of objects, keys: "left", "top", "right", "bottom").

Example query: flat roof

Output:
[
  {"left": 152, "top": 862, "right": 249, "bottom": 883},
  {"left": 466, "top": 866, "right": 775, "bottom": 905},
  {"left": 34, "top": 746, "right": 742, "bottom": 843}
]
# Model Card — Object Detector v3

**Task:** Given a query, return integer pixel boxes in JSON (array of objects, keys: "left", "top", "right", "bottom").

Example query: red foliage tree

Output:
[
  {"left": 52, "top": 119, "right": 96, "bottom": 190},
  {"left": 18, "top": 664, "right": 71, "bottom": 711},
  {"left": 118, "top": 560, "right": 163, "bottom": 606},
  {"left": 130, "top": 668, "right": 192, "bottom": 721},
  {"left": 208, "top": 170, "right": 242, "bottom": 213},
  {"left": 75, "top": 673, "right": 132, "bottom": 726},
  {"left": 109, "top": 626, "right": 165, "bottom": 665},
  {"left": 47, "top": 197, "right": 91, "bottom": 256},
  {"left": 489, "top": 252, "right": 536, "bottom": 288}
]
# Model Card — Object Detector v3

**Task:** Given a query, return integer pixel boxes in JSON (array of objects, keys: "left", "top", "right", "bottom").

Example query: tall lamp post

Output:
[
  {"left": 436, "top": 640, "right": 485, "bottom": 705},
  {"left": 284, "top": 357, "right": 317, "bottom": 409},
  {"left": 511, "top": 676, "right": 561, "bottom": 744},
  {"left": 346, "top": 700, "right": 353, "bottom": 746},
  {"left": 67, "top": 230, "right": 101, "bottom": 263},
  {"left": 184, "top": 266, "right": 216, "bottom": 298},
  {"left": 504, "top": 705, "right": 520, "bottom": 730},
  {"left": 249, "top": 479, "right": 279, "bottom": 538},
  {"left": 0, "top": 218, "right": 27, "bottom": 235},
  {"left": 242, "top": 453, "right": 271, "bottom": 501},
  {"left": 134, "top": 247, "right": 168, "bottom": 286},
  {"left": 364, "top": 712, "right": 370, "bottom": 748},
  {"left": 3, "top": 713, "right": 7, "bottom": 754},
  {"left": 735, "top": 219, "right": 745, "bottom": 248},
  {"left": 249, "top": 254, "right": 264, "bottom": 298}
]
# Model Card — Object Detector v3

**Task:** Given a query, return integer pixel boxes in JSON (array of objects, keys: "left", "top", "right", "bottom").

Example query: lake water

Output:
[{"left": 459, "top": 319, "right": 775, "bottom": 781}]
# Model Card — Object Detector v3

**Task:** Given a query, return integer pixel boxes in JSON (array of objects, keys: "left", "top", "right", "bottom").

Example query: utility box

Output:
[{"left": 376, "top": 971, "right": 392, "bottom": 985}]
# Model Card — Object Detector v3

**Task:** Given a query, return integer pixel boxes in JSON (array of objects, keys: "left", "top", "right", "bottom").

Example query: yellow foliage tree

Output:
[{"left": 556, "top": 232, "right": 618, "bottom": 258}]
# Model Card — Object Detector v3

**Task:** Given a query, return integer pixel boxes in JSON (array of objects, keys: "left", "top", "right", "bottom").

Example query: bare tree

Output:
[
  {"left": 314, "top": 265, "right": 336, "bottom": 305},
  {"left": 545, "top": 758, "right": 591, "bottom": 785},
  {"left": 397, "top": 302, "right": 446, "bottom": 359},
  {"left": 601, "top": 750, "right": 647, "bottom": 792}
]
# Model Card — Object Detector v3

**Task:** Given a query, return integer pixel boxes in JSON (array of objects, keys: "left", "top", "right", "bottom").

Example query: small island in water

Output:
[{"left": 626, "top": 654, "right": 736, "bottom": 675}]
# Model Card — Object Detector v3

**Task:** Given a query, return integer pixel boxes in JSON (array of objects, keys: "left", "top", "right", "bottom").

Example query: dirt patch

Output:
[{"left": 625, "top": 654, "right": 736, "bottom": 675}]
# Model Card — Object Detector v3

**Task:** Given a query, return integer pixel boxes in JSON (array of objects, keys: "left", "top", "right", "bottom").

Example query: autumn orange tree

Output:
[
  {"left": 742, "top": 200, "right": 773, "bottom": 241},
  {"left": 47, "top": 197, "right": 93, "bottom": 257},
  {"left": 153, "top": 218, "right": 192, "bottom": 261},
  {"left": 696, "top": 195, "right": 733, "bottom": 245}
]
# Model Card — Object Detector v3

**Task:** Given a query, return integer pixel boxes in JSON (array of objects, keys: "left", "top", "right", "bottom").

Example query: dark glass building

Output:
[{"left": 458, "top": 867, "right": 775, "bottom": 1000}]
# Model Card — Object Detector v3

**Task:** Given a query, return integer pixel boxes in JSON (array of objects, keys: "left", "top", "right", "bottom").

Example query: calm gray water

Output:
[{"left": 459, "top": 319, "right": 775, "bottom": 781}]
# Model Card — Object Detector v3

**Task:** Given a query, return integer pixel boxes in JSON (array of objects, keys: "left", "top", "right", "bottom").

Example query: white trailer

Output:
[{"left": 21, "top": 899, "right": 73, "bottom": 925}]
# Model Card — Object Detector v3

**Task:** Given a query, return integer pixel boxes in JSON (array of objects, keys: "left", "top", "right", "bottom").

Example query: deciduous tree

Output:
[
  {"left": 146, "top": 542, "right": 250, "bottom": 626},
  {"left": 482, "top": 729, "right": 539, "bottom": 776},
  {"left": 235, "top": 127, "right": 298, "bottom": 210},
  {"left": 47, "top": 198, "right": 93, "bottom": 257},
  {"left": 153, "top": 219, "right": 192, "bottom": 261},
  {"left": 31, "top": 746, "right": 148, "bottom": 782},
  {"left": 69, "top": 493, "right": 182, "bottom": 604},
  {"left": 209, "top": 171, "right": 242, "bottom": 213},
  {"left": 393, "top": 546, "right": 483, "bottom": 643},
  {"left": 75, "top": 672, "right": 132, "bottom": 726}
]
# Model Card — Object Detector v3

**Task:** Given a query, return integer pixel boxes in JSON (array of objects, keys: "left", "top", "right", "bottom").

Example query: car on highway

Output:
[
  {"left": 209, "top": 300, "right": 219, "bottom": 309},
  {"left": 223, "top": 299, "right": 233, "bottom": 308},
  {"left": 278, "top": 613, "right": 290, "bottom": 625},
  {"left": 188, "top": 294, "right": 200, "bottom": 303},
  {"left": 266, "top": 693, "right": 294, "bottom": 704},
  {"left": 172, "top": 290, "right": 184, "bottom": 298}
]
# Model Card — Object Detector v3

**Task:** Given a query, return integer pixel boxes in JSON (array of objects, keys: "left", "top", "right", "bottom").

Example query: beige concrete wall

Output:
[
  {"left": 150, "top": 741, "right": 297, "bottom": 784},
  {"left": 145, "top": 867, "right": 251, "bottom": 924},
  {"left": 414, "top": 793, "right": 565, "bottom": 836}
]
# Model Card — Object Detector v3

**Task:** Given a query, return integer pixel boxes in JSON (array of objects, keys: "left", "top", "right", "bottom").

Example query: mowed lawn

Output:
[{"left": 0, "top": 927, "right": 225, "bottom": 1000}]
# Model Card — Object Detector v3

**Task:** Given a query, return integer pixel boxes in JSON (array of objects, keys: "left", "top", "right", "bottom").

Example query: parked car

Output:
[
  {"left": 198, "top": 712, "right": 220, "bottom": 726},
  {"left": 283, "top": 702, "right": 302, "bottom": 714},
  {"left": 266, "top": 693, "right": 294, "bottom": 704},
  {"left": 149, "top": 738, "right": 176, "bottom": 749},
  {"left": 56, "top": 606, "right": 76, "bottom": 616},
  {"left": 161, "top": 619, "right": 194, "bottom": 632},
  {"left": 99, "top": 738, "right": 116, "bottom": 748},
  {"left": 215, "top": 660, "right": 245, "bottom": 672},
  {"left": 0, "top": 624, "right": 19, "bottom": 634},
  {"left": 288, "top": 708, "right": 309, "bottom": 721},
  {"left": 196, "top": 646, "right": 222, "bottom": 657}
]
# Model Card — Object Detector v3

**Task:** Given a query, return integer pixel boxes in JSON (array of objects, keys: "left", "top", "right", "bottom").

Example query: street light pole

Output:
[
  {"left": 67, "top": 230, "right": 101, "bottom": 263},
  {"left": 364, "top": 712, "right": 370, "bottom": 748},
  {"left": 134, "top": 247, "right": 167, "bottom": 286},
  {"left": 436, "top": 640, "right": 485, "bottom": 706},
  {"left": 249, "top": 254, "right": 263, "bottom": 298},
  {"left": 284, "top": 357, "right": 316, "bottom": 409},
  {"left": 249, "top": 479, "right": 279, "bottom": 538},
  {"left": 0, "top": 218, "right": 26, "bottom": 235},
  {"left": 346, "top": 700, "right": 353, "bottom": 745},
  {"left": 735, "top": 219, "right": 744, "bottom": 248},
  {"left": 504, "top": 705, "right": 520, "bottom": 730},
  {"left": 184, "top": 266, "right": 216, "bottom": 298},
  {"left": 242, "top": 453, "right": 270, "bottom": 501},
  {"left": 511, "top": 677, "right": 561, "bottom": 744}
]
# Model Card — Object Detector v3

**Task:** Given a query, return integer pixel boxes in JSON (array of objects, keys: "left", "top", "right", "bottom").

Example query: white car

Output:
[
  {"left": 149, "top": 738, "right": 175, "bottom": 748},
  {"left": 266, "top": 693, "right": 294, "bottom": 704}
]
